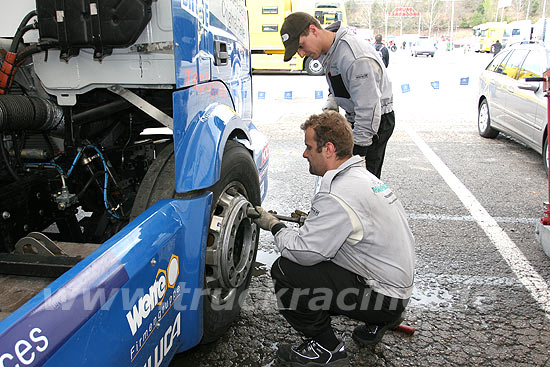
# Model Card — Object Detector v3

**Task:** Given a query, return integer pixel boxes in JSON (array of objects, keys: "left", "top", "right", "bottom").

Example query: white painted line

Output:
[
  {"left": 408, "top": 213, "right": 538, "bottom": 224},
  {"left": 403, "top": 124, "right": 550, "bottom": 317}
]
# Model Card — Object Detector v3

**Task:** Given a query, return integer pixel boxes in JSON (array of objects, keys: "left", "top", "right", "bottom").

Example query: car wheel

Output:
[
  {"left": 130, "top": 141, "right": 260, "bottom": 344},
  {"left": 304, "top": 57, "right": 324, "bottom": 76},
  {"left": 478, "top": 99, "right": 499, "bottom": 138}
]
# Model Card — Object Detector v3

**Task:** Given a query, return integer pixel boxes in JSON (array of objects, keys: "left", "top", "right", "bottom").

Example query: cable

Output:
[
  {"left": 67, "top": 145, "right": 121, "bottom": 219},
  {"left": 24, "top": 162, "right": 66, "bottom": 187},
  {"left": 9, "top": 10, "right": 37, "bottom": 53}
]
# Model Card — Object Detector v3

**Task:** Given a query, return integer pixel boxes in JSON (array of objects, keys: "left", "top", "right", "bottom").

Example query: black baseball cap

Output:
[{"left": 280, "top": 12, "right": 316, "bottom": 62}]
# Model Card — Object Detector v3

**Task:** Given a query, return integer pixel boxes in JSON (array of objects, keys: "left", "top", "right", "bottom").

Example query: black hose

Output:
[
  {"left": 10, "top": 24, "right": 38, "bottom": 53},
  {"left": 0, "top": 95, "right": 64, "bottom": 131},
  {"left": 76, "top": 170, "right": 106, "bottom": 199},
  {"left": 15, "top": 41, "right": 58, "bottom": 65},
  {"left": 0, "top": 134, "right": 19, "bottom": 181},
  {"left": 10, "top": 10, "right": 38, "bottom": 53},
  {"left": 72, "top": 100, "right": 131, "bottom": 124}
]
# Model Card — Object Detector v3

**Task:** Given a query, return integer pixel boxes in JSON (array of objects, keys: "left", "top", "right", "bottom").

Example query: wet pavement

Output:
[{"left": 171, "top": 49, "right": 550, "bottom": 366}]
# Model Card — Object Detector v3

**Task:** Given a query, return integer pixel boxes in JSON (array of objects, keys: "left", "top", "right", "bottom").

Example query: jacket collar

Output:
[
  {"left": 319, "top": 24, "right": 348, "bottom": 68},
  {"left": 319, "top": 156, "right": 363, "bottom": 193}
]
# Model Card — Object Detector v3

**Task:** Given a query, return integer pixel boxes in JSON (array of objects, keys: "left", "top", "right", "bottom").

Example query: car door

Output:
[
  {"left": 496, "top": 48, "right": 528, "bottom": 137},
  {"left": 515, "top": 49, "right": 547, "bottom": 150},
  {"left": 484, "top": 50, "right": 512, "bottom": 127}
]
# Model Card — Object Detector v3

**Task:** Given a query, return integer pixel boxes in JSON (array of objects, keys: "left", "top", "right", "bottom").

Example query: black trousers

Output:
[
  {"left": 365, "top": 111, "right": 395, "bottom": 179},
  {"left": 270, "top": 257, "right": 407, "bottom": 338}
]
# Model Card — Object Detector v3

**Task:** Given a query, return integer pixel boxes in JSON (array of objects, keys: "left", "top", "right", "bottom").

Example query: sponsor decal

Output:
[
  {"left": 127, "top": 255, "right": 182, "bottom": 362},
  {"left": 0, "top": 328, "right": 48, "bottom": 366},
  {"left": 141, "top": 312, "right": 181, "bottom": 367},
  {"left": 180, "top": 0, "right": 209, "bottom": 27}
]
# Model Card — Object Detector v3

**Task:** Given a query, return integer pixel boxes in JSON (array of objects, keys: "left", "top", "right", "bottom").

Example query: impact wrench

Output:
[{"left": 247, "top": 208, "right": 307, "bottom": 226}]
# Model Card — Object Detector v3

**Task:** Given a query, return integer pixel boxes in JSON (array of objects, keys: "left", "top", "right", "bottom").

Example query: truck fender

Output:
[{"left": 172, "top": 82, "right": 254, "bottom": 193}]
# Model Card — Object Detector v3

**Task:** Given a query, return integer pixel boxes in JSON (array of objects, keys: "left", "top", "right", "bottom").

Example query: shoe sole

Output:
[{"left": 352, "top": 316, "right": 405, "bottom": 346}]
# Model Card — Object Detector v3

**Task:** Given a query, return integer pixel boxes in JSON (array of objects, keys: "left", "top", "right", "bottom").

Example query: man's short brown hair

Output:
[{"left": 300, "top": 111, "right": 353, "bottom": 158}]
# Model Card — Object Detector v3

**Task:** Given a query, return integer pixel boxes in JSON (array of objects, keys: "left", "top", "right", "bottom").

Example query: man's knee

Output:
[{"left": 271, "top": 256, "right": 296, "bottom": 284}]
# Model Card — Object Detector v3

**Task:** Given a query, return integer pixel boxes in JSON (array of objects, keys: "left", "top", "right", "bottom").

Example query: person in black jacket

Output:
[
  {"left": 374, "top": 34, "right": 389, "bottom": 68},
  {"left": 492, "top": 40, "right": 502, "bottom": 55}
]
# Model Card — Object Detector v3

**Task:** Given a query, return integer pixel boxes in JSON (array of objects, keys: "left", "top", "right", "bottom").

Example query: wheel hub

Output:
[{"left": 206, "top": 187, "right": 257, "bottom": 304}]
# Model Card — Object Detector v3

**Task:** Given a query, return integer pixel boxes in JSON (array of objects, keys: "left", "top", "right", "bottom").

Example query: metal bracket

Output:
[
  {"left": 108, "top": 85, "right": 174, "bottom": 129},
  {"left": 15, "top": 232, "right": 67, "bottom": 256}
]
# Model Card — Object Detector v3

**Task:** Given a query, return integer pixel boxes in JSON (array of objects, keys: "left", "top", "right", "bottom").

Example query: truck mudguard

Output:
[
  {"left": 173, "top": 83, "right": 258, "bottom": 192},
  {"left": 0, "top": 195, "right": 211, "bottom": 366}
]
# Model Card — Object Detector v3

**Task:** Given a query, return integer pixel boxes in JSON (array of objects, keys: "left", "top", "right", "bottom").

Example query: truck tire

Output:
[
  {"left": 305, "top": 57, "right": 324, "bottom": 76},
  {"left": 130, "top": 140, "right": 260, "bottom": 343}
]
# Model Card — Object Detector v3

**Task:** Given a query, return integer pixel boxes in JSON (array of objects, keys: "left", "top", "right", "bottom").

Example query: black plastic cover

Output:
[{"left": 36, "top": 0, "right": 153, "bottom": 60}]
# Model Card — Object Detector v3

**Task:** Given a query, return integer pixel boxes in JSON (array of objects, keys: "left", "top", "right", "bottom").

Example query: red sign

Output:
[{"left": 388, "top": 7, "right": 420, "bottom": 17}]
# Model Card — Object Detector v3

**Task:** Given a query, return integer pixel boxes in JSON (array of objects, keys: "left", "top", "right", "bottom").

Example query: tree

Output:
[{"left": 427, "top": 0, "right": 441, "bottom": 37}]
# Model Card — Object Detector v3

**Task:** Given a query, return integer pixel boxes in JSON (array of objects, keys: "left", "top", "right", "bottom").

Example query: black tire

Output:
[
  {"left": 478, "top": 99, "right": 499, "bottom": 138},
  {"left": 304, "top": 57, "right": 324, "bottom": 76},
  {"left": 130, "top": 140, "right": 260, "bottom": 343}
]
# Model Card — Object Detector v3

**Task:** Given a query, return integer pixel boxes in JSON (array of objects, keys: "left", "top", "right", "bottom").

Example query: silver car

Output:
[{"left": 478, "top": 41, "right": 549, "bottom": 171}]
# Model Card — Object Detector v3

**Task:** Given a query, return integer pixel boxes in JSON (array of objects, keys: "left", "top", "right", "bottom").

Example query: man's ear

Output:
[
  {"left": 324, "top": 142, "right": 336, "bottom": 157},
  {"left": 310, "top": 24, "right": 319, "bottom": 35}
]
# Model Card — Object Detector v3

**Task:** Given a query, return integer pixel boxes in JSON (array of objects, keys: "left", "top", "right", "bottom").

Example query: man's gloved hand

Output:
[
  {"left": 322, "top": 94, "right": 339, "bottom": 112},
  {"left": 353, "top": 144, "right": 368, "bottom": 157},
  {"left": 254, "top": 206, "right": 281, "bottom": 231}
]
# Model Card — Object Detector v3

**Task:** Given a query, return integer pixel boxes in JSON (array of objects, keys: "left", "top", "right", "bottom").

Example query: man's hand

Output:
[
  {"left": 322, "top": 94, "right": 338, "bottom": 112},
  {"left": 254, "top": 206, "right": 281, "bottom": 231}
]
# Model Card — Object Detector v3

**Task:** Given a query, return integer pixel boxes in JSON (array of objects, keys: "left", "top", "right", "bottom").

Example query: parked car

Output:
[
  {"left": 478, "top": 41, "right": 549, "bottom": 172},
  {"left": 411, "top": 37, "right": 436, "bottom": 57}
]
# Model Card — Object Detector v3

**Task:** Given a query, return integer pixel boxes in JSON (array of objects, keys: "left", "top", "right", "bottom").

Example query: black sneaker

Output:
[
  {"left": 352, "top": 316, "right": 404, "bottom": 346},
  {"left": 277, "top": 339, "right": 349, "bottom": 366}
]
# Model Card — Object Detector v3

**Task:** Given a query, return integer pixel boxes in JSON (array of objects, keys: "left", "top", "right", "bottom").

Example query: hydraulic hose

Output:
[{"left": 9, "top": 10, "right": 38, "bottom": 53}]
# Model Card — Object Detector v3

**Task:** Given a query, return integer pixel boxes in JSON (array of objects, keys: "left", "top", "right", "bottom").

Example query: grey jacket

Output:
[
  {"left": 274, "top": 156, "right": 415, "bottom": 299},
  {"left": 320, "top": 24, "right": 394, "bottom": 147}
]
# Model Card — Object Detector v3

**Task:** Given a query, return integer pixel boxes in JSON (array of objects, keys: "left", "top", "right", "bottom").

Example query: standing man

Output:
[
  {"left": 254, "top": 111, "right": 415, "bottom": 366},
  {"left": 280, "top": 12, "right": 395, "bottom": 178},
  {"left": 492, "top": 39, "right": 502, "bottom": 55},
  {"left": 374, "top": 34, "right": 390, "bottom": 68}
]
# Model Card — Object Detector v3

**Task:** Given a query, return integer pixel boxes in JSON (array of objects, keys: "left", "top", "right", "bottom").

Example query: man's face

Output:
[
  {"left": 303, "top": 127, "right": 327, "bottom": 176},
  {"left": 297, "top": 27, "right": 323, "bottom": 60}
]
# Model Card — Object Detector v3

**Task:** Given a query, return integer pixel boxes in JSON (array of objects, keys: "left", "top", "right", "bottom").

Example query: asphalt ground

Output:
[{"left": 172, "top": 48, "right": 550, "bottom": 366}]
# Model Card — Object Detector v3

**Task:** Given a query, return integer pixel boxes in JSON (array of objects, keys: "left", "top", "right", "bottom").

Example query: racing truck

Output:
[{"left": 0, "top": 0, "right": 269, "bottom": 365}]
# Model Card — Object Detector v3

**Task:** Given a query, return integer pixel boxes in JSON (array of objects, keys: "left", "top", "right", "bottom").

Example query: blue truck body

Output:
[{"left": 0, "top": 0, "right": 268, "bottom": 365}]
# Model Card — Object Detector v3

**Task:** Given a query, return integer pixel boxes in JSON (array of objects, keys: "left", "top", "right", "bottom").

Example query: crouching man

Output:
[{"left": 254, "top": 111, "right": 415, "bottom": 366}]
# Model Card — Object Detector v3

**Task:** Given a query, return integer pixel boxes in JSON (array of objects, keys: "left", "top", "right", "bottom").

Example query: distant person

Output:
[
  {"left": 374, "top": 34, "right": 390, "bottom": 67},
  {"left": 402, "top": 40, "right": 406, "bottom": 49},
  {"left": 492, "top": 40, "right": 502, "bottom": 55}
]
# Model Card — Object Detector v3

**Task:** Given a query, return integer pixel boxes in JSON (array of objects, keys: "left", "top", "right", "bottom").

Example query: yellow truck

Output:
[
  {"left": 477, "top": 22, "right": 507, "bottom": 52},
  {"left": 247, "top": 0, "right": 346, "bottom": 75}
]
